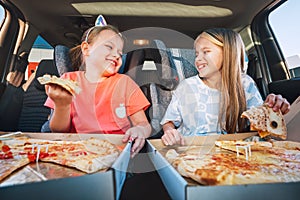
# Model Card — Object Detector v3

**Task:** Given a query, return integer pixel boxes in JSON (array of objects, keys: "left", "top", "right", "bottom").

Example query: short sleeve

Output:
[
  {"left": 160, "top": 91, "right": 182, "bottom": 127},
  {"left": 123, "top": 76, "right": 150, "bottom": 116},
  {"left": 242, "top": 74, "right": 264, "bottom": 109}
]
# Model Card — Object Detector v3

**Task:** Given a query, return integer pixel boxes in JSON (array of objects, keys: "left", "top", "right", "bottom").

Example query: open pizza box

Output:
[
  {"left": 147, "top": 132, "right": 300, "bottom": 200},
  {"left": 0, "top": 133, "right": 131, "bottom": 200},
  {"left": 284, "top": 95, "right": 300, "bottom": 142}
]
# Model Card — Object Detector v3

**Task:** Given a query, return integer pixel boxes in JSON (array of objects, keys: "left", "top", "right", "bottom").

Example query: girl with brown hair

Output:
[{"left": 44, "top": 25, "right": 151, "bottom": 157}]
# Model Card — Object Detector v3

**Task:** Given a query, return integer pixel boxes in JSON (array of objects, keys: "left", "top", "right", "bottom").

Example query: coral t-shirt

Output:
[{"left": 45, "top": 71, "right": 150, "bottom": 134}]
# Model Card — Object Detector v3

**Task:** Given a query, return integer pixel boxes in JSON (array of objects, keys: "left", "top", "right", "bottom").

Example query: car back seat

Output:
[
  {"left": 0, "top": 51, "right": 29, "bottom": 131},
  {"left": 268, "top": 78, "right": 300, "bottom": 104},
  {"left": 246, "top": 53, "right": 268, "bottom": 99},
  {"left": 122, "top": 40, "right": 179, "bottom": 137},
  {"left": 20, "top": 45, "right": 72, "bottom": 132},
  {"left": 168, "top": 48, "right": 198, "bottom": 81},
  {"left": 54, "top": 45, "right": 73, "bottom": 76},
  {"left": 0, "top": 84, "right": 24, "bottom": 131},
  {"left": 40, "top": 45, "right": 72, "bottom": 132},
  {"left": 17, "top": 59, "right": 59, "bottom": 132},
  {"left": 124, "top": 41, "right": 178, "bottom": 89}
]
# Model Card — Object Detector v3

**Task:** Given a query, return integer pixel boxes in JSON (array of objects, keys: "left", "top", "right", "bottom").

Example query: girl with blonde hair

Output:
[{"left": 161, "top": 28, "right": 290, "bottom": 145}]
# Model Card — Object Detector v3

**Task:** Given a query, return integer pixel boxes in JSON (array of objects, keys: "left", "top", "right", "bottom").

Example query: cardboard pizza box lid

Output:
[
  {"left": 147, "top": 132, "right": 300, "bottom": 200},
  {"left": 0, "top": 133, "right": 131, "bottom": 200},
  {"left": 284, "top": 96, "right": 300, "bottom": 142},
  {"left": 149, "top": 132, "right": 258, "bottom": 151}
]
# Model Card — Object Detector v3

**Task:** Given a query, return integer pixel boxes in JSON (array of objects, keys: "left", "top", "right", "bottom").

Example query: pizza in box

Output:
[
  {"left": 0, "top": 137, "right": 120, "bottom": 182},
  {"left": 165, "top": 140, "right": 300, "bottom": 186},
  {"left": 162, "top": 104, "right": 297, "bottom": 186}
]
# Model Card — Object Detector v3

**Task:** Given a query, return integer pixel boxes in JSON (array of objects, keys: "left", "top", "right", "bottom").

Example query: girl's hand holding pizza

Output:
[{"left": 45, "top": 84, "right": 73, "bottom": 107}]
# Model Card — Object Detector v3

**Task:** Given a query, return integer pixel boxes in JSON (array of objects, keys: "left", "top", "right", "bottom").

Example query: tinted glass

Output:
[
  {"left": 0, "top": 5, "right": 4, "bottom": 26},
  {"left": 269, "top": 0, "right": 300, "bottom": 78},
  {"left": 27, "top": 36, "right": 53, "bottom": 79}
]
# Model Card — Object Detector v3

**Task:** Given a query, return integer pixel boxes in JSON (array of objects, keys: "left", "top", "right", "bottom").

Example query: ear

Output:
[{"left": 81, "top": 41, "right": 89, "bottom": 56}]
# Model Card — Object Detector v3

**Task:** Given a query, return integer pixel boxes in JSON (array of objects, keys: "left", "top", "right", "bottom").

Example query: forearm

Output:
[
  {"left": 135, "top": 121, "right": 152, "bottom": 138},
  {"left": 163, "top": 121, "right": 176, "bottom": 132},
  {"left": 49, "top": 106, "right": 71, "bottom": 132}
]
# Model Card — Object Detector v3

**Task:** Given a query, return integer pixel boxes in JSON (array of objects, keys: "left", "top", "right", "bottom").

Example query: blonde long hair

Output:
[
  {"left": 69, "top": 25, "right": 124, "bottom": 71},
  {"left": 196, "top": 28, "right": 247, "bottom": 133}
]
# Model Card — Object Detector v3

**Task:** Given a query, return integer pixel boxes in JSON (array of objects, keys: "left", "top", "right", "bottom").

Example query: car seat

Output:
[
  {"left": 246, "top": 53, "right": 268, "bottom": 99},
  {"left": 0, "top": 51, "right": 29, "bottom": 131},
  {"left": 0, "top": 84, "right": 24, "bottom": 131},
  {"left": 40, "top": 44, "right": 73, "bottom": 132},
  {"left": 122, "top": 40, "right": 179, "bottom": 137},
  {"left": 168, "top": 47, "right": 198, "bottom": 81},
  {"left": 54, "top": 45, "right": 73, "bottom": 76},
  {"left": 17, "top": 59, "right": 59, "bottom": 132},
  {"left": 124, "top": 41, "right": 178, "bottom": 89},
  {"left": 268, "top": 78, "right": 300, "bottom": 104}
]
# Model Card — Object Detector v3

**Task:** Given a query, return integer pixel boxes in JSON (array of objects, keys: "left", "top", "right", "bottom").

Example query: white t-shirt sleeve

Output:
[
  {"left": 242, "top": 74, "right": 264, "bottom": 109},
  {"left": 160, "top": 91, "right": 182, "bottom": 127}
]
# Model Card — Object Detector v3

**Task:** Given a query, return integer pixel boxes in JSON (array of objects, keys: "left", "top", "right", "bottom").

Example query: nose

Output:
[
  {"left": 111, "top": 49, "right": 120, "bottom": 59},
  {"left": 195, "top": 53, "right": 203, "bottom": 65},
  {"left": 195, "top": 52, "right": 203, "bottom": 61}
]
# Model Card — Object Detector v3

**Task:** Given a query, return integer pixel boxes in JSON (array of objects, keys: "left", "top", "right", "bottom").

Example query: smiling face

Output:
[
  {"left": 194, "top": 34, "right": 223, "bottom": 82},
  {"left": 83, "top": 29, "right": 124, "bottom": 77}
]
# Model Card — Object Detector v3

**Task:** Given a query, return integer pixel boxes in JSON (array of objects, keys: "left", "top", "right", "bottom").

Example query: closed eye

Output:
[{"left": 105, "top": 44, "right": 113, "bottom": 50}]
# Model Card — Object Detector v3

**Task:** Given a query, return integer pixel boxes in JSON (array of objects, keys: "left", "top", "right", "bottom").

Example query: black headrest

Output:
[{"left": 34, "top": 59, "right": 59, "bottom": 90}]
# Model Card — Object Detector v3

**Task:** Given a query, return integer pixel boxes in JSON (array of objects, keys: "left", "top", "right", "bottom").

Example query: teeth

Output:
[
  {"left": 109, "top": 61, "right": 116, "bottom": 66},
  {"left": 197, "top": 65, "right": 205, "bottom": 69}
]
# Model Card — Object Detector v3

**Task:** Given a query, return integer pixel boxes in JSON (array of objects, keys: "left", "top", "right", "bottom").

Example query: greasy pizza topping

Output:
[
  {"left": 166, "top": 140, "right": 300, "bottom": 186},
  {"left": 0, "top": 137, "right": 120, "bottom": 182}
]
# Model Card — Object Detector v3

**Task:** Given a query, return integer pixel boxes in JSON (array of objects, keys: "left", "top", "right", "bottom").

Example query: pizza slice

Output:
[
  {"left": 241, "top": 104, "right": 287, "bottom": 140},
  {"left": 37, "top": 74, "right": 81, "bottom": 96},
  {"left": 164, "top": 138, "right": 300, "bottom": 186},
  {"left": 165, "top": 147, "right": 299, "bottom": 186},
  {"left": 39, "top": 138, "right": 120, "bottom": 173},
  {"left": 0, "top": 142, "right": 30, "bottom": 182},
  {"left": 0, "top": 158, "right": 30, "bottom": 182},
  {"left": 0, "top": 137, "right": 120, "bottom": 182},
  {"left": 215, "top": 140, "right": 272, "bottom": 153}
]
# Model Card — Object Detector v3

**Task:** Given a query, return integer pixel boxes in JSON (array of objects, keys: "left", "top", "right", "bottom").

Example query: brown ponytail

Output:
[{"left": 69, "top": 45, "right": 83, "bottom": 71}]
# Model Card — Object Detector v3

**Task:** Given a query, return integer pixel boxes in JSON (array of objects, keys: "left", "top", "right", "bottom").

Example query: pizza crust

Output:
[
  {"left": 0, "top": 158, "right": 30, "bottom": 182},
  {"left": 241, "top": 104, "right": 287, "bottom": 140},
  {"left": 37, "top": 74, "right": 81, "bottom": 96},
  {"left": 165, "top": 140, "right": 300, "bottom": 186}
]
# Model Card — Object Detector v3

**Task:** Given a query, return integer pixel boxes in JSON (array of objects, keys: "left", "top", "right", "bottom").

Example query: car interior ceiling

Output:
[{"left": 7, "top": 0, "right": 275, "bottom": 49}]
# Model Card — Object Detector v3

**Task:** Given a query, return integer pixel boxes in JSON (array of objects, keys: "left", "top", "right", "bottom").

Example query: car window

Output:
[
  {"left": 27, "top": 35, "right": 53, "bottom": 79},
  {"left": 0, "top": 5, "right": 4, "bottom": 27},
  {"left": 269, "top": 0, "right": 300, "bottom": 78}
]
